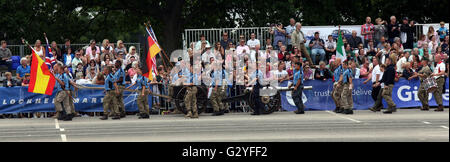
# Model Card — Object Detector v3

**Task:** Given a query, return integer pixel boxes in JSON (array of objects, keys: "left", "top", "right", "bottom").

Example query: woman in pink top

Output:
[
  {"left": 417, "top": 34, "right": 426, "bottom": 49},
  {"left": 359, "top": 57, "right": 371, "bottom": 79}
]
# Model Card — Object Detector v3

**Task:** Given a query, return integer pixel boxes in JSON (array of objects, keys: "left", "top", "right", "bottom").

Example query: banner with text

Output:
[
  {"left": 0, "top": 85, "right": 153, "bottom": 114},
  {"left": 280, "top": 78, "right": 449, "bottom": 111}
]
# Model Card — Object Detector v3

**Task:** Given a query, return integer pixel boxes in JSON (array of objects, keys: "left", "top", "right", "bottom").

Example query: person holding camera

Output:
[
  {"left": 291, "top": 23, "right": 313, "bottom": 66},
  {"left": 374, "top": 18, "right": 387, "bottom": 47},
  {"left": 309, "top": 32, "right": 326, "bottom": 65},
  {"left": 400, "top": 17, "right": 415, "bottom": 50},
  {"left": 286, "top": 18, "right": 297, "bottom": 52},
  {"left": 387, "top": 16, "right": 400, "bottom": 44},
  {"left": 361, "top": 17, "right": 375, "bottom": 48},
  {"left": 270, "top": 23, "right": 287, "bottom": 50}
]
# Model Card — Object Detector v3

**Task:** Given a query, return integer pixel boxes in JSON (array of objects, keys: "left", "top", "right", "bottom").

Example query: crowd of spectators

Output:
[
  {"left": 0, "top": 39, "right": 145, "bottom": 88},
  {"left": 0, "top": 16, "right": 449, "bottom": 118},
  {"left": 189, "top": 17, "right": 448, "bottom": 84}
]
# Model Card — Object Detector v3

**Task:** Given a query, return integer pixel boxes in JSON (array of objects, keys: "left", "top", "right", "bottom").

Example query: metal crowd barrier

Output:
[
  {"left": 183, "top": 27, "right": 274, "bottom": 50},
  {"left": 7, "top": 43, "right": 141, "bottom": 57},
  {"left": 183, "top": 25, "right": 429, "bottom": 50}
]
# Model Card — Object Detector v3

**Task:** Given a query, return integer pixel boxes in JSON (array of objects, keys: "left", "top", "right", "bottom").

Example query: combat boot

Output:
[
  {"left": 63, "top": 114, "right": 73, "bottom": 121},
  {"left": 112, "top": 115, "right": 121, "bottom": 120},
  {"left": 343, "top": 109, "right": 354, "bottom": 115},
  {"left": 120, "top": 112, "right": 126, "bottom": 118},
  {"left": 53, "top": 111, "right": 61, "bottom": 119},
  {"left": 333, "top": 107, "right": 341, "bottom": 113},
  {"left": 139, "top": 113, "right": 149, "bottom": 119},
  {"left": 421, "top": 105, "right": 429, "bottom": 111},
  {"left": 392, "top": 106, "right": 397, "bottom": 112},
  {"left": 192, "top": 112, "right": 199, "bottom": 118},
  {"left": 294, "top": 110, "right": 305, "bottom": 114},
  {"left": 100, "top": 115, "right": 108, "bottom": 120},
  {"left": 435, "top": 105, "right": 444, "bottom": 112},
  {"left": 383, "top": 108, "right": 393, "bottom": 114},
  {"left": 368, "top": 107, "right": 377, "bottom": 112},
  {"left": 185, "top": 111, "right": 193, "bottom": 118},
  {"left": 57, "top": 112, "right": 66, "bottom": 120}
]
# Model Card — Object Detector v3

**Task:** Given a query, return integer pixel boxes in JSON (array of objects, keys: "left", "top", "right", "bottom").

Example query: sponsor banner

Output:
[
  {"left": 302, "top": 25, "right": 362, "bottom": 42},
  {"left": 281, "top": 78, "right": 449, "bottom": 111},
  {"left": 0, "top": 85, "right": 153, "bottom": 114}
]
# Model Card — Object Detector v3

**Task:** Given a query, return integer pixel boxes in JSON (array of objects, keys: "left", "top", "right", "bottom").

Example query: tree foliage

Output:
[{"left": 1, "top": 0, "right": 448, "bottom": 55}]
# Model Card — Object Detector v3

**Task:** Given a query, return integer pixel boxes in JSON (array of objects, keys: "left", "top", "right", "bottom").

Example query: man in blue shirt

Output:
[
  {"left": 64, "top": 66, "right": 77, "bottom": 116},
  {"left": 331, "top": 58, "right": 344, "bottom": 113},
  {"left": 126, "top": 68, "right": 150, "bottom": 119},
  {"left": 16, "top": 58, "right": 30, "bottom": 80},
  {"left": 101, "top": 66, "right": 120, "bottom": 120},
  {"left": 52, "top": 63, "right": 72, "bottom": 121},
  {"left": 340, "top": 61, "right": 354, "bottom": 115},
  {"left": 247, "top": 65, "right": 265, "bottom": 115},
  {"left": 114, "top": 60, "right": 126, "bottom": 118},
  {"left": 210, "top": 65, "right": 227, "bottom": 116},
  {"left": 289, "top": 62, "right": 305, "bottom": 114},
  {"left": 182, "top": 66, "right": 199, "bottom": 118}
]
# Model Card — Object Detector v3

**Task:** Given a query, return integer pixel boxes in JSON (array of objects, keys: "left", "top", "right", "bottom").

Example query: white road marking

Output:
[
  {"left": 440, "top": 126, "right": 449, "bottom": 130},
  {"left": 422, "top": 121, "right": 432, "bottom": 125},
  {"left": 60, "top": 134, "right": 67, "bottom": 142},
  {"left": 325, "top": 111, "right": 362, "bottom": 123},
  {"left": 55, "top": 119, "right": 67, "bottom": 142},
  {"left": 55, "top": 119, "right": 60, "bottom": 129}
]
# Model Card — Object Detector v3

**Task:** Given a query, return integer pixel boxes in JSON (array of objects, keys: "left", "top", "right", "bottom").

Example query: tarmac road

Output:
[{"left": 0, "top": 109, "right": 448, "bottom": 142}]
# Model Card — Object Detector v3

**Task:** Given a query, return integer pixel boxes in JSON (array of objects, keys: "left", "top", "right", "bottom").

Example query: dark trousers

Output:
[
  {"left": 230, "top": 85, "right": 244, "bottom": 111},
  {"left": 292, "top": 85, "right": 305, "bottom": 112},
  {"left": 371, "top": 85, "right": 381, "bottom": 101},
  {"left": 371, "top": 85, "right": 383, "bottom": 109},
  {"left": 0, "top": 60, "right": 12, "bottom": 72},
  {"left": 403, "top": 41, "right": 414, "bottom": 50},
  {"left": 253, "top": 83, "right": 264, "bottom": 114}
]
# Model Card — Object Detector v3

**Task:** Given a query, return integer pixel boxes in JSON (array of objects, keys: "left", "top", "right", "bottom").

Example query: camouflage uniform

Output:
[
  {"left": 332, "top": 66, "right": 344, "bottom": 110},
  {"left": 103, "top": 74, "right": 120, "bottom": 116},
  {"left": 340, "top": 68, "right": 353, "bottom": 110},
  {"left": 184, "top": 86, "right": 198, "bottom": 117},
  {"left": 418, "top": 66, "right": 432, "bottom": 109},
  {"left": 136, "top": 75, "right": 150, "bottom": 116}
]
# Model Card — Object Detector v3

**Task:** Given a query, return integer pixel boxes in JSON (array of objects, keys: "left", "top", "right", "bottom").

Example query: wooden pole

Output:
[{"left": 144, "top": 22, "right": 174, "bottom": 68}]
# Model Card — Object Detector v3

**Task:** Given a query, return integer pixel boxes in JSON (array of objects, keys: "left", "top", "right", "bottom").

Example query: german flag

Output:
[
  {"left": 141, "top": 27, "right": 161, "bottom": 81},
  {"left": 28, "top": 49, "right": 56, "bottom": 95}
]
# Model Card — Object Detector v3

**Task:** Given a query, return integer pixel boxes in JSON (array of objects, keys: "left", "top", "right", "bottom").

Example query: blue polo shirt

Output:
[
  {"left": 249, "top": 70, "right": 264, "bottom": 85},
  {"left": 342, "top": 68, "right": 353, "bottom": 84},
  {"left": 105, "top": 74, "right": 115, "bottom": 91},
  {"left": 16, "top": 65, "right": 30, "bottom": 77},
  {"left": 66, "top": 73, "right": 74, "bottom": 91},
  {"left": 55, "top": 73, "right": 69, "bottom": 93},
  {"left": 211, "top": 70, "right": 227, "bottom": 86},
  {"left": 334, "top": 65, "right": 343, "bottom": 82},
  {"left": 114, "top": 68, "right": 126, "bottom": 85},
  {"left": 293, "top": 70, "right": 304, "bottom": 85},
  {"left": 136, "top": 75, "right": 149, "bottom": 90}
]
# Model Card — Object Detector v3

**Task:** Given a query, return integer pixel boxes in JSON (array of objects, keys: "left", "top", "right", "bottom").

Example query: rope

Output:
[{"left": 74, "top": 84, "right": 172, "bottom": 99}]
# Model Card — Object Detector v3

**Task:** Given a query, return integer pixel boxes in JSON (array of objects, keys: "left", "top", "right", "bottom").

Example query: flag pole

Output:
[
  {"left": 144, "top": 22, "right": 174, "bottom": 68},
  {"left": 144, "top": 22, "right": 169, "bottom": 70},
  {"left": 21, "top": 38, "right": 37, "bottom": 54}
]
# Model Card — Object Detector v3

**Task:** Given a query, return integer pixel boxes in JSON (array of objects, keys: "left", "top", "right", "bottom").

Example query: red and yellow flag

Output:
[
  {"left": 142, "top": 27, "right": 161, "bottom": 81},
  {"left": 28, "top": 50, "right": 56, "bottom": 95}
]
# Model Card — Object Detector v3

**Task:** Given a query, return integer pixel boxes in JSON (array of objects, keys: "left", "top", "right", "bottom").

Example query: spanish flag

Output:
[
  {"left": 141, "top": 27, "right": 161, "bottom": 81},
  {"left": 28, "top": 49, "right": 56, "bottom": 95}
]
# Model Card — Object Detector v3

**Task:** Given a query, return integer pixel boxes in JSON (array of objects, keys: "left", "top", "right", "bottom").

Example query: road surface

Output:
[{"left": 0, "top": 109, "right": 448, "bottom": 142}]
